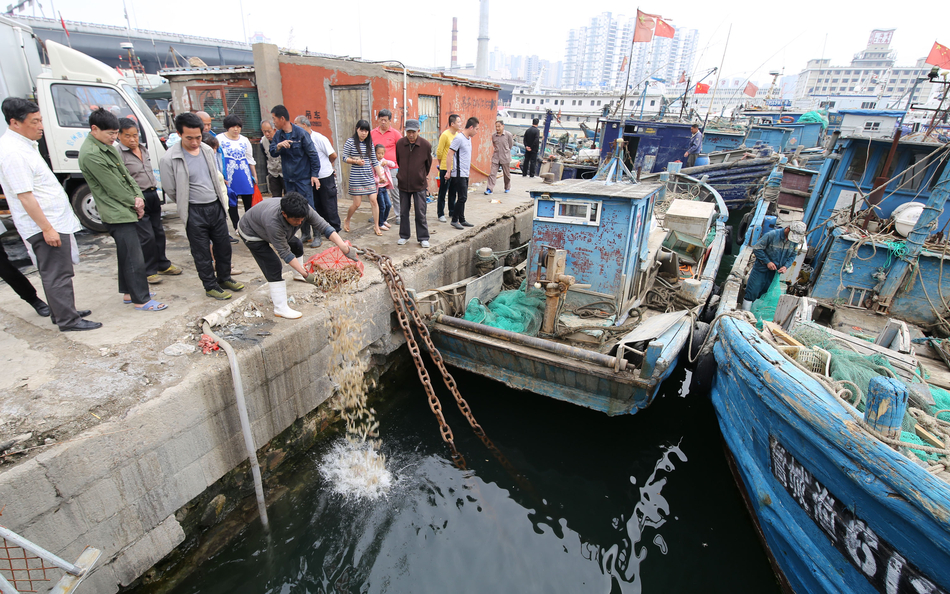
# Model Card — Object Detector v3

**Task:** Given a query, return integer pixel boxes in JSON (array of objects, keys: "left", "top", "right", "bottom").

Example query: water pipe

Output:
[{"left": 201, "top": 298, "right": 269, "bottom": 529}]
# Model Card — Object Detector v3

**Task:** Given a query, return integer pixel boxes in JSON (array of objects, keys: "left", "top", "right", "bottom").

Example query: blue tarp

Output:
[{"left": 838, "top": 109, "right": 905, "bottom": 117}]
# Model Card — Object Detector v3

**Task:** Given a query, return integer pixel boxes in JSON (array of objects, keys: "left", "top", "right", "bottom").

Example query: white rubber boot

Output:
[
  {"left": 742, "top": 299, "right": 753, "bottom": 311},
  {"left": 269, "top": 281, "right": 302, "bottom": 319}
]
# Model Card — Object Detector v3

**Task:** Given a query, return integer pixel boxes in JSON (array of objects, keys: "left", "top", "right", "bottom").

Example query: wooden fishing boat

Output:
[
  {"left": 412, "top": 172, "right": 728, "bottom": 416},
  {"left": 708, "top": 127, "right": 950, "bottom": 592}
]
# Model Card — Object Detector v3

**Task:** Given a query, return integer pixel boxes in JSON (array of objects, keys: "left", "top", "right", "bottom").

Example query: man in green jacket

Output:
[{"left": 78, "top": 108, "right": 167, "bottom": 311}]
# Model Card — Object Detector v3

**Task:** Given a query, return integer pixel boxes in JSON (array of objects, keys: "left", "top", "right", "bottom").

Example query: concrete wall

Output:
[
  {"left": 0, "top": 208, "right": 532, "bottom": 593},
  {"left": 256, "top": 46, "right": 499, "bottom": 182}
]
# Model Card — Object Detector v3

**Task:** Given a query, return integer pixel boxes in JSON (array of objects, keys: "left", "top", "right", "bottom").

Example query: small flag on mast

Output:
[
  {"left": 743, "top": 82, "right": 758, "bottom": 97},
  {"left": 59, "top": 12, "right": 70, "bottom": 38},
  {"left": 694, "top": 83, "right": 710, "bottom": 94},
  {"left": 926, "top": 41, "right": 950, "bottom": 69},
  {"left": 655, "top": 18, "right": 675, "bottom": 38}
]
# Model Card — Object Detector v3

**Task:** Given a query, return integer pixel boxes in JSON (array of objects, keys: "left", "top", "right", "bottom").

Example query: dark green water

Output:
[{"left": 170, "top": 362, "right": 779, "bottom": 594}]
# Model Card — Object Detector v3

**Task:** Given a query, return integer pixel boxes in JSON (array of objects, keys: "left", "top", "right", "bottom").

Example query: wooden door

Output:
[{"left": 330, "top": 85, "right": 370, "bottom": 194}]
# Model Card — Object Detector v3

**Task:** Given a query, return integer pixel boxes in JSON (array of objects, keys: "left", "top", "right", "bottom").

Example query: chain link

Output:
[{"left": 360, "top": 246, "right": 533, "bottom": 487}]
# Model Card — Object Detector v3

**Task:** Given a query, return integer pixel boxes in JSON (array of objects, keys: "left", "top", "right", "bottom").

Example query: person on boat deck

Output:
[
  {"left": 684, "top": 123, "right": 703, "bottom": 168},
  {"left": 742, "top": 221, "right": 806, "bottom": 311}
]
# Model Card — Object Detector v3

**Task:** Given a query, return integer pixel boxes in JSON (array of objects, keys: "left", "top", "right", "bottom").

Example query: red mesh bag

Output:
[{"left": 303, "top": 240, "right": 365, "bottom": 276}]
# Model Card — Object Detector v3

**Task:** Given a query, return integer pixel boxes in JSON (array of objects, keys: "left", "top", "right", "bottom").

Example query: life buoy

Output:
[
  {"left": 736, "top": 212, "right": 752, "bottom": 246},
  {"left": 779, "top": 115, "right": 795, "bottom": 124}
]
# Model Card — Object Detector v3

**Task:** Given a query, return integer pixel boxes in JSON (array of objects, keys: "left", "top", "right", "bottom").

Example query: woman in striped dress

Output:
[{"left": 342, "top": 119, "right": 384, "bottom": 234}]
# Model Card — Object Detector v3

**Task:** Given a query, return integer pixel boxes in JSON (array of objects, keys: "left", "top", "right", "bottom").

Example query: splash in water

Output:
[{"left": 319, "top": 440, "right": 393, "bottom": 500}]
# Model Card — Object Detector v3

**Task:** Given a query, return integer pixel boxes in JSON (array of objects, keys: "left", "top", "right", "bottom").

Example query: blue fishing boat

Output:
[
  {"left": 707, "top": 124, "right": 950, "bottom": 592},
  {"left": 413, "top": 167, "right": 728, "bottom": 416}
]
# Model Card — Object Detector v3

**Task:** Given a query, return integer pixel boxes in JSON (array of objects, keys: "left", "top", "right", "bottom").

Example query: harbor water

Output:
[{"left": 166, "top": 361, "right": 779, "bottom": 594}]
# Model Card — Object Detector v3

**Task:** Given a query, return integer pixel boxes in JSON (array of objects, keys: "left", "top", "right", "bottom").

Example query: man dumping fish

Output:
[
  {"left": 742, "top": 221, "right": 806, "bottom": 311},
  {"left": 237, "top": 192, "right": 358, "bottom": 319}
]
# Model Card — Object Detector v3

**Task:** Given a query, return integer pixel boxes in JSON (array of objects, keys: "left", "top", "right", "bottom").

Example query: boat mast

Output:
[{"left": 702, "top": 23, "right": 731, "bottom": 129}]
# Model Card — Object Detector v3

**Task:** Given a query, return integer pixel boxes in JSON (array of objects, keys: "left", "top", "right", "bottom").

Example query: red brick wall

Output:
[{"left": 275, "top": 59, "right": 498, "bottom": 182}]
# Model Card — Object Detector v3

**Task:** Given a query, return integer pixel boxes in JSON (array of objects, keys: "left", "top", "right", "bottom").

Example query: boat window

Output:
[
  {"left": 863, "top": 121, "right": 881, "bottom": 131},
  {"left": 899, "top": 152, "right": 932, "bottom": 193},
  {"left": 845, "top": 143, "right": 871, "bottom": 182},
  {"left": 536, "top": 198, "right": 601, "bottom": 226}
]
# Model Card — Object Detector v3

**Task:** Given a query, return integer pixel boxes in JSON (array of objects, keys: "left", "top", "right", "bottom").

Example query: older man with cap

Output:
[
  {"left": 743, "top": 221, "right": 806, "bottom": 311},
  {"left": 394, "top": 119, "right": 432, "bottom": 248}
]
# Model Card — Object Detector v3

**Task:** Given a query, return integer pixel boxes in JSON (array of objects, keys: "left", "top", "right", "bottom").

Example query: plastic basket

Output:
[{"left": 777, "top": 345, "right": 831, "bottom": 377}]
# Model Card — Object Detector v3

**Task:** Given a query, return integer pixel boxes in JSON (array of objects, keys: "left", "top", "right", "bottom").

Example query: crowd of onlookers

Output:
[{"left": 0, "top": 94, "right": 522, "bottom": 328}]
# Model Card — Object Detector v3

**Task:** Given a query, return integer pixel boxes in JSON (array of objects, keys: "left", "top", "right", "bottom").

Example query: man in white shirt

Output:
[
  {"left": 294, "top": 115, "right": 340, "bottom": 245},
  {"left": 0, "top": 98, "right": 100, "bottom": 331}
]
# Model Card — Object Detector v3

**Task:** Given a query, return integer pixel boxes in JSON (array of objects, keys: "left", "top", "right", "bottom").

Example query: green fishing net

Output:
[
  {"left": 900, "top": 431, "right": 940, "bottom": 462},
  {"left": 751, "top": 276, "right": 785, "bottom": 330},
  {"left": 464, "top": 280, "right": 546, "bottom": 336}
]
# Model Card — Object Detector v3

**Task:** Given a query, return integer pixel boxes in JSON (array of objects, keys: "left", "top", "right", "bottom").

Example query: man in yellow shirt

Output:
[{"left": 435, "top": 114, "right": 461, "bottom": 223}]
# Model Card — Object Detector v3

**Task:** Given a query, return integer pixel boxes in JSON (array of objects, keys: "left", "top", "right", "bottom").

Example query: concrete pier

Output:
[{"left": 0, "top": 176, "right": 537, "bottom": 592}]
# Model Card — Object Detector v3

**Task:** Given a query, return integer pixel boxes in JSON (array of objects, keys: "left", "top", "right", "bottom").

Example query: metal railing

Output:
[{"left": 0, "top": 526, "right": 100, "bottom": 594}]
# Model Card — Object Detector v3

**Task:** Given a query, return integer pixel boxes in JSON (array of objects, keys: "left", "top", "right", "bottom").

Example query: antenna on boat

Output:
[{"left": 702, "top": 23, "right": 731, "bottom": 132}]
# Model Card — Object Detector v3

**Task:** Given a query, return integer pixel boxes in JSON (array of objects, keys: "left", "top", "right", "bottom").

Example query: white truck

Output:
[{"left": 0, "top": 15, "right": 167, "bottom": 232}]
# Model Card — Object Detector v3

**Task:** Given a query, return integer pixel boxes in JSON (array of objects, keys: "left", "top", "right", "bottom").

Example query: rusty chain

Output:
[
  {"left": 359, "top": 247, "right": 466, "bottom": 468},
  {"left": 359, "top": 246, "right": 532, "bottom": 486}
]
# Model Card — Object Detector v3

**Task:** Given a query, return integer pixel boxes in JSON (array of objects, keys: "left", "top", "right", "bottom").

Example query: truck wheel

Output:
[{"left": 70, "top": 184, "right": 107, "bottom": 232}]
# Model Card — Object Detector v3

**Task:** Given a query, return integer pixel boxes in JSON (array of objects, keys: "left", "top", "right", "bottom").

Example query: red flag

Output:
[
  {"left": 59, "top": 11, "right": 70, "bottom": 37},
  {"left": 677, "top": 71, "right": 686, "bottom": 84},
  {"left": 743, "top": 81, "right": 758, "bottom": 97},
  {"left": 694, "top": 82, "right": 710, "bottom": 94},
  {"left": 926, "top": 41, "right": 950, "bottom": 69},
  {"left": 655, "top": 18, "right": 675, "bottom": 38},
  {"left": 620, "top": 56, "right": 629, "bottom": 72},
  {"left": 633, "top": 10, "right": 659, "bottom": 43}
]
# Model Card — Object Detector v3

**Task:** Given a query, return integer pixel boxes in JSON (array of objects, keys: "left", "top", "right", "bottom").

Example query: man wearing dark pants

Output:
[
  {"left": 394, "top": 119, "right": 433, "bottom": 248},
  {"left": 522, "top": 118, "right": 541, "bottom": 177},
  {"left": 435, "top": 114, "right": 460, "bottom": 222},
  {"left": 238, "top": 192, "right": 357, "bottom": 319},
  {"left": 268, "top": 105, "right": 321, "bottom": 243},
  {"left": 0, "top": 239, "right": 49, "bottom": 316},
  {"left": 0, "top": 97, "right": 100, "bottom": 331},
  {"left": 294, "top": 115, "right": 341, "bottom": 239},
  {"left": 260, "top": 120, "right": 284, "bottom": 197},
  {"left": 79, "top": 108, "right": 167, "bottom": 311},
  {"left": 117, "top": 118, "right": 181, "bottom": 284},
  {"left": 445, "top": 117, "right": 479, "bottom": 229},
  {"left": 160, "top": 112, "right": 245, "bottom": 300}
]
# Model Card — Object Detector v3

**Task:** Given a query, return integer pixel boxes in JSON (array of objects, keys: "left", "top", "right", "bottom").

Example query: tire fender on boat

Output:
[
  {"left": 686, "top": 321, "right": 711, "bottom": 368},
  {"left": 736, "top": 212, "right": 752, "bottom": 246}
]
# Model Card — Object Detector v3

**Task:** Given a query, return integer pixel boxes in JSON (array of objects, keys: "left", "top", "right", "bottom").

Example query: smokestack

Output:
[
  {"left": 451, "top": 17, "right": 458, "bottom": 70},
  {"left": 475, "top": 0, "right": 489, "bottom": 78}
]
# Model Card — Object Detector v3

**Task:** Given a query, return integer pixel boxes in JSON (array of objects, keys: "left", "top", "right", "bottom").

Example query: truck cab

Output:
[{"left": 0, "top": 16, "right": 166, "bottom": 232}]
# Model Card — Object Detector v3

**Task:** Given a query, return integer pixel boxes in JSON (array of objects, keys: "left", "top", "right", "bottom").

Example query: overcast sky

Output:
[{"left": 38, "top": 0, "right": 950, "bottom": 84}]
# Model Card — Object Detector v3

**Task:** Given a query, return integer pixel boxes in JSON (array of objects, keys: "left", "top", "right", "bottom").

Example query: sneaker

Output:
[
  {"left": 438, "top": 215, "right": 447, "bottom": 223},
  {"left": 147, "top": 274, "right": 163, "bottom": 284},
  {"left": 461, "top": 221, "right": 474, "bottom": 227},
  {"left": 484, "top": 188, "right": 493, "bottom": 195},
  {"left": 397, "top": 238, "right": 408, "bottom": 245},
  {"left": 229, "top": 236, "right": 239, "bottom": 244},
  {"left": 206, "top": 287, "right": 232, "bottom": 300},
  {"left": 420, "top": 240, "right": 430, "bottom": 248},
  {"left": 505, "top": 189, "right": 510, "bottom": 193},
  {"left": 158, "top": 264, "right": 183, "bottom": 275},
  {"left": 451, "top": 222, "right": 464, "bottom": 230},
  {"left": 220, "top": 279, "right": 245, "bottom": 291}
]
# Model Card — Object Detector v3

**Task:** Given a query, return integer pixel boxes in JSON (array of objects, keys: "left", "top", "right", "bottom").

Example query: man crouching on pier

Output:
[{"left": 237, "top": 192, "right": 358, "bottom": 319}]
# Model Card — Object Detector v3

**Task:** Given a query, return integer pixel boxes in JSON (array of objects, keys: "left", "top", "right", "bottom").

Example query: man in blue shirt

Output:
[
  {"left": 743, "top": 221, "right": 806, "bottom": 311},
  {"left": 684, "top": 123, "right": 703, "bottom": 168},
  {"left": 269, "top": 105, "right": 322, "bottom": 242}
]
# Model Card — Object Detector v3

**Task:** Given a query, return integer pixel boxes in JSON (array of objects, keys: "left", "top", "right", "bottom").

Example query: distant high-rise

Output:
[{"left": 563, "top": 12, "right": 698, "bottom": 91}]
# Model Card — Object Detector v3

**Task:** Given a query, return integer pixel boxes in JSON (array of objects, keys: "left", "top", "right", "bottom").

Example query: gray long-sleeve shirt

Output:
[{"left": 238, "top": 198, "right": 333, "bottom": 263}]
